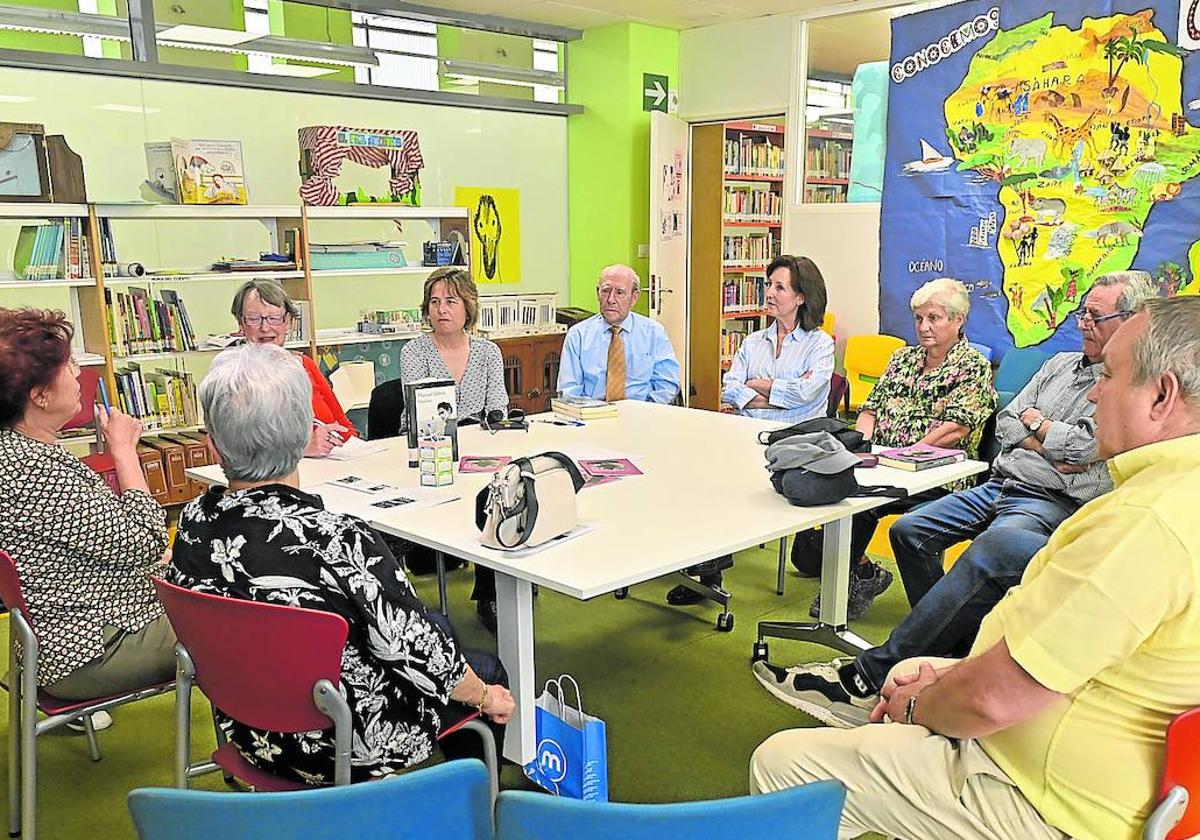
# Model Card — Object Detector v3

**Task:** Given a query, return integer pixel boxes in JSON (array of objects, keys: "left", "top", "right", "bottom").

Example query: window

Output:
[
  {"left": 350, "top": 12, "right": 437, "bottom": 91},
  {"left": 243, "top": 0, "right": 271, "bottom": 74},
  {"left": 532, "top": 39, "right": 559, "bottom": 104}
]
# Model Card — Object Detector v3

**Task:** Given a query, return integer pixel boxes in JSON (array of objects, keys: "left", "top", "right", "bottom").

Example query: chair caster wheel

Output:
[
  {"left": 752, "top": 641, "right": 769, "bottom": 662},
  {"left": 614, "top": 587, "right": 628, "bottom": 600},
  {"left": 716, "top": 612, "right": 735, "bottom": 632}
]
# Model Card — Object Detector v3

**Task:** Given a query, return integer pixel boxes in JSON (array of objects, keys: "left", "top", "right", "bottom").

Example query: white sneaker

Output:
[
  {"left": 752, "top": 659, "right": 874, "bottom": 728},
  {"left": 66, "top": 710, "right": 113, "bottom": 733}
]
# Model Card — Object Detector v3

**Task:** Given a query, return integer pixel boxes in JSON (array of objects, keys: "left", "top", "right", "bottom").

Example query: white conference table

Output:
[{"left": 189, "top": 400, "right": 984, "bottom": 764}]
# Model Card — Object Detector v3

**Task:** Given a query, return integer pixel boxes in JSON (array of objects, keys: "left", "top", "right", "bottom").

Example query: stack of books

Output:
[
  {"left": 877, "top": 444, "right": 965, "bottom": 471},
  {"left": 550, "top": 396, "right": 618, "bottom": 420},
  {"left": 105, "top": 287, "right": 197, "bottom": 356}
]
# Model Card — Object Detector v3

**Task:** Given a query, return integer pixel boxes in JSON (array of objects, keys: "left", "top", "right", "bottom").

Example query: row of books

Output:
[
  {"left": 804, "top": 188, "right": 849, "bottom": 204},
  {"left": 806, "top": 141, "right": 852, "bottom": 180},
  {"left": 723, "top": 135, "right": 784, "bottom": 177},
  {"left": 723, "top": 275, "right": 767, "bottom": 310},
  {"left": 723, "top": 187, "right": 782, "bottom": 220},
  {"left": 720, "top": 327, "right": 749, "bottom": 358},
  {"left": 13, "top": 219, "right": 94, "bottom": 280},
  {"left": 105, "top": 287, "right": 197, "bottom": 356},
  {"left": 723, "top": 233, "right": 776, "bottom": 265},
  {"left": 113, "top": 363, "right": 201, "bottom": 430}
]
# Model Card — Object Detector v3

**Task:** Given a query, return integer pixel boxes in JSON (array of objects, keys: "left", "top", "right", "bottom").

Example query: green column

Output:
[{"left": 567, "top": 22, "right": 678, "bottom": 313}]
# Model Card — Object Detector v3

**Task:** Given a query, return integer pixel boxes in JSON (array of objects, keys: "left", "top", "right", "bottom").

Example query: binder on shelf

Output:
[
  {"left": 136, "top": 444, "right": 171, "bottom": 505},
  {"left": 159, "top": 433, "right": 209, "bottom": 499},
  {"left": 142, "top": 437, "right": 189, "bottom": 504}
]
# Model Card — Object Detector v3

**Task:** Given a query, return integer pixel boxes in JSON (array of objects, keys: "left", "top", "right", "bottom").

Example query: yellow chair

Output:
[
  {"left": 820, "top": 311, "right": 836, "bottom": 338},
  {"left": 844, "top": 334, "right": 904, "bottom": 411},
  {"left": 868, "top": 514, "right": 970, "bottom": 570}
]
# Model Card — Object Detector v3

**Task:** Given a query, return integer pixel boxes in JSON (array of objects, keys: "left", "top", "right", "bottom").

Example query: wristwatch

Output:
[{"left": 1027, "top": 416, "right": 1045, "bottom": 433}]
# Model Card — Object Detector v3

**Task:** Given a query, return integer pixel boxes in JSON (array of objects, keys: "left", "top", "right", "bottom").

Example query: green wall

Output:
[{"left": 567, "top": 22, "right": 678, "bottom": 314}]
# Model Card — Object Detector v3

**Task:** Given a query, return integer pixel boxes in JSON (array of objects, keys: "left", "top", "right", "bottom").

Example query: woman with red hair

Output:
[{"left": 0, "top": 308, "right": 175, "bottom": 702}]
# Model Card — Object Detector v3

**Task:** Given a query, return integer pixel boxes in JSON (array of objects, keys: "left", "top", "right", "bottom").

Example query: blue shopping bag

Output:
[{"left": 523, "top": 675, "right": 608, "bottom": 801}]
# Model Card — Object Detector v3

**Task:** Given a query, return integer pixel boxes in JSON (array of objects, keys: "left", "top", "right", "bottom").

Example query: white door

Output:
[{"left": 648, "top": 110, "right": 690, "bottom": 402}]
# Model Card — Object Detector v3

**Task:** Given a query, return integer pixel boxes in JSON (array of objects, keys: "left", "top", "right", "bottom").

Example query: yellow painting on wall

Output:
[{"left": 454, "top": 186, "right": 520, "bottom": 285}]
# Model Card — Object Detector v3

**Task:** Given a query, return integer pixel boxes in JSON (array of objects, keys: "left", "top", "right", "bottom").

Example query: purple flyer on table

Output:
[
  {"left": 458, "top": 455, "right": 512, "bottom": 473},
  {"left": 579, "top": 458, "right": 643, "bottom": 478}
]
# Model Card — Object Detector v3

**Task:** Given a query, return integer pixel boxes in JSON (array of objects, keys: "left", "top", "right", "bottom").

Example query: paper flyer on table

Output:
[
  {"left": 324, "top": 437, "right": 388, "bottom": 461},
  {"left": 314, "top": 481, "right": 459, "bottom": 519},
  {"left": 477, "top": 522, "right": 597, "bottom": 559}
]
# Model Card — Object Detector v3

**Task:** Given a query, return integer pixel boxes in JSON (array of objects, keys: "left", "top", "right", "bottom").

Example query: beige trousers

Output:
[{"left": 749, "top": 657, "right": 1070, "bottom": 840}]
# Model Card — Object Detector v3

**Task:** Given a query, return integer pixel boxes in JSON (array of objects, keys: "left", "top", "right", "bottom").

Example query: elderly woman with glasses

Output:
[
  {"left": 0, "top": 308, "right": 176, "bottom": 705},
  {"left": 168, "top": 344, "right": 513, "bottom": 786},
  {"left": 230, "top": 279, "right": 355, "bottom": 457},
  {"left": 399, "top": 267, "right": 510, "bottom": 632},
  {"left": 790, "top": 277, "right": 996, "bottom": 621}
]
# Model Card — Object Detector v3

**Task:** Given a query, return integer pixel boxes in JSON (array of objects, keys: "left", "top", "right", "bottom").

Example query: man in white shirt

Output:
[{"left": 557, "top": 264, "right": 680, "bottom": 404}]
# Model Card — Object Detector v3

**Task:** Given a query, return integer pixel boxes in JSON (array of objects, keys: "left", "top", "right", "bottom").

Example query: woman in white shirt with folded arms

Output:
[{"left": 722, "top": 254, "right": 834, "bottom": 421}]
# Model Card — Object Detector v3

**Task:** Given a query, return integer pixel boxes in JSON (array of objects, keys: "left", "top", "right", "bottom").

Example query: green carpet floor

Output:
[{"left": 0, "top": 542, "right": 906, "bottom": 838}]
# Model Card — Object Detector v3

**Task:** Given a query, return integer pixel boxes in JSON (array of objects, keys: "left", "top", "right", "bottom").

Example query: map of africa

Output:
[{"left": 880, "top": 2, "right": 1200, "bottom": 354}]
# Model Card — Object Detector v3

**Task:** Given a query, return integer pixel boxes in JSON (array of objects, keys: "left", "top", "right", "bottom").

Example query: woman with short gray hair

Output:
[
  {"left": 790, "top": 277, "right": 996, "bottom": 621},
  {"left": 168, "top": 343, "right": 513, "bottom": 785}
]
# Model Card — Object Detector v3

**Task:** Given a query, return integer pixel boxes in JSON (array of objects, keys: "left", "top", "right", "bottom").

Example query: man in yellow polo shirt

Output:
[{"left": 750, "top": 297, "right": 1200, "bottom": 840}]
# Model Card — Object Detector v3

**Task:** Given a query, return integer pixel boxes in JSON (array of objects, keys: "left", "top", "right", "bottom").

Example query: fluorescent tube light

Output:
[
  {"left": 0, "top": 3, "right": 129, "bottom": 40},
  {"left": 441, "top": 58, "right": 563, "bottom": 90},
  {"left": 249, "top": 64, "right": 338, "bottom": 78},
  {"left": 158, "top": 24, "right": 258, "bottom": 47}
]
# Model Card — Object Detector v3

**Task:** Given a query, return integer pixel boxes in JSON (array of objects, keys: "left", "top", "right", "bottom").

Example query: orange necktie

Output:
[{"left": 605, "top": 325, "right": 627, "bottom": 401}]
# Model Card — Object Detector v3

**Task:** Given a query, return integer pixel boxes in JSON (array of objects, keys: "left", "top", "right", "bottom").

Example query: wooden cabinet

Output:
[{"left": 496, "top": 332, "right": 565, "bottom": 415}]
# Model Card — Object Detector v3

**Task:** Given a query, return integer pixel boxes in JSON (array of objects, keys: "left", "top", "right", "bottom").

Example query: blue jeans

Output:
[{"left": 854, "top": 479, "right": 1077, "bottom": 691}]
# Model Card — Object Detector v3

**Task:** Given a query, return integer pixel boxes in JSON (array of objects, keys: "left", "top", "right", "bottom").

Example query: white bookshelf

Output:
[
  {"left": 105, "top": 269, "right": 305, "bottom": 287},
  {"left": 310, "top": 266, "right": 441, "bottom": 278},
  {"left": 93, "top": 203, "right": 299, "bottom": 220},
  {"left": 305, "top": 205, "right": 467, "bottom": 220},
  {"left": 0, "top": 203, "right": 89, "bottom": 218},
  {"left": 0, "top": 277, "right": 97, "bottom": 288}
]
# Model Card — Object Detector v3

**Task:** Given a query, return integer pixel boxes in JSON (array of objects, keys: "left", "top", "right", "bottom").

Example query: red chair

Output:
[
  {"left": 0, "top": 550, "right": 174, "bottom": 839},
  {"left": 1145, "top": 707, "right": 1200, "bottom": 840},
  {"left": 151, "top": 578, "right": 497, "bottom": 803}
]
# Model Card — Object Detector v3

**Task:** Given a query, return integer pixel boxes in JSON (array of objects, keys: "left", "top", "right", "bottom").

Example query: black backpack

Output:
[{"left": 757, "top": 417, "right": 870, "bottom": 453}]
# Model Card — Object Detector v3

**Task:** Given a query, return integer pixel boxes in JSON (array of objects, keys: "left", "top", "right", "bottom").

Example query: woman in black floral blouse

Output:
[
  {"left": 168, "top": 343, "right": 513, "bottom": 785},
  {"left": 0, "top": 308, "right": 176, "bottom": 703},
  {"left": 792, "top": 278, "right": 996, "bottom": 620}
]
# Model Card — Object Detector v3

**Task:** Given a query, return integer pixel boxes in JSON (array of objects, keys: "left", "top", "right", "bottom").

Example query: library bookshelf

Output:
[
  {"left": 805, "top": 127, "right": 853, "bottom": 204},
  {"left": 689, "top": 119, "right": 785, "bottom": 410},
  {"left": 0, "top": 202, "right": 469, "bottom": 474}
]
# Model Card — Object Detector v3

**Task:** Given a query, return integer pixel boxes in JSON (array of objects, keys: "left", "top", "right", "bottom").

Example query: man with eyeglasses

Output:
[
  {"left": 755, "top": 270, "right": 1158, "bottom": 727},
  {"left": 556, "top": 264, "right": 680, "bottom": 405}
]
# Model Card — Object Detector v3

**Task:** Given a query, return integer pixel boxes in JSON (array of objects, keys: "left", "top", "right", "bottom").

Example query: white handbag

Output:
[{"left": 475, "top": 452, "right": 586, "bottom": 550}]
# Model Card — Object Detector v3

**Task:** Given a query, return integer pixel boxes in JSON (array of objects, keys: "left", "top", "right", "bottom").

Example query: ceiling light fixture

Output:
[
  {"left": 157, "top": 23, "right": 259, "bottom": 47},
  {"left": 441, "top": 58, "right": 564, "bottom": 90},
  {"left": 249, "top": 64, "right": 338, "bottom": 78}
]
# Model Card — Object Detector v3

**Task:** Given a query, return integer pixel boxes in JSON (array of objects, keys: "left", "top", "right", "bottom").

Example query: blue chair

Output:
[
  {"left": 495, "top": 780, "right": 845, "bottom": 839},
  {"left": 969, "top": 341, "right": 993, "bottom": 362},
  {"left": 994, "top": 347, "right": 1049, "bottom": 410},
  {"left": 128, "top": 759, "right": 494, "bottom": 840}
]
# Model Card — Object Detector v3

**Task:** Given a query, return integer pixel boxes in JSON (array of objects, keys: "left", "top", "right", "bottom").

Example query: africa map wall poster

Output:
[{"left": 881, "top": 1, "right": 1200, "bottom": 355}]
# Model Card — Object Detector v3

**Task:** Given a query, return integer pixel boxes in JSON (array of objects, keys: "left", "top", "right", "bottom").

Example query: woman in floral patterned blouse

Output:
[
  {"left": 168, "top": 344, "right": 513, "bottom": 785},
  {"left": 793, "top": 278, "right": 996, "bottom": 620}
]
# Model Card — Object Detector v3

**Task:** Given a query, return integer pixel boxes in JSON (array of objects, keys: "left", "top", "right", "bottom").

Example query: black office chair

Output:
[{"left": 366, "top": 378, "right": 405, "bottom": 441}]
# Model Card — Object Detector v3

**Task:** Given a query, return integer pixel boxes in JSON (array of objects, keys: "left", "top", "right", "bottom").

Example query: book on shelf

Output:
[
  {"left": 403, "top": 378, "right": 459, "bottom": 467},
  {"left": 722, "top": 233, "right": 775, "bottom": 265},
  {"left": 723, "top": 133, "right": 784, "bottom": 177},
  {"left": 113, "top": 362, "right": 199, "bottom": 430},
  {"left": 550, "top": 396, "right": 618, "bottom": 420},
  {"left": 11, "top": 220, "right": 93, "bottom": 281},
  {"left": 722, "top": 275, "right": 766, "bottom": 310},
  {"left": 722, "top": 185, "right": 782, "bottom": 220},
  {"left": 105, "top": 286, "right": 197, "bottom": 356},
  {"left": 62, "top": 366, "right": 102, "bottom": 432},
  {"left": 805, "top": 141, "right": 852, "bottom": 180},
  {"left": 289, "top": 299, "right": 311, "bottom": 345},
  {"left": 877, "top": 444, "right": 966, "bottom": 471}
]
